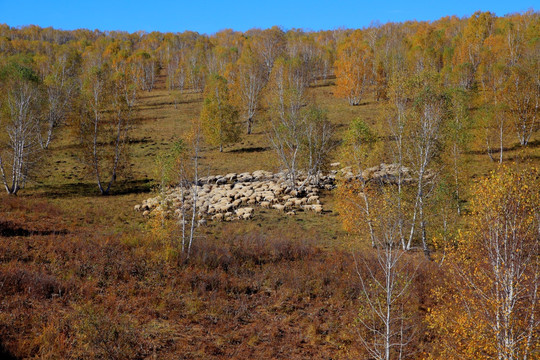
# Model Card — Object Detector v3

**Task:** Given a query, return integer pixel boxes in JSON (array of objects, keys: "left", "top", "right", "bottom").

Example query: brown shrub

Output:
[{"left": 0, "top": 263, "right": 65, "bottom": 300}]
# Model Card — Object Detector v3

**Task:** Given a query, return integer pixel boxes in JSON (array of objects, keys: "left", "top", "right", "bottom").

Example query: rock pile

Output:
[
  {"left": 134, "top": 164, "right": 428, "bottom": 223},
  {"left": 335, "top": 163, "right": 425, "bottom": 184},
  {"left": 135, "top": 170, "right": 327, "bottom": 222}
]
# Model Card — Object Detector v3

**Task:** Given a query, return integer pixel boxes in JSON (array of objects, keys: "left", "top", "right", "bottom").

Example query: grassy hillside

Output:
[{"left": 1, "top": 68, "right": 539, "bottom": 359}]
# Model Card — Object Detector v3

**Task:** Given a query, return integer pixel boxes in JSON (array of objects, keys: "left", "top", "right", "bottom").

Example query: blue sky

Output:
[{"left": 0, "top": 1, "right": 536, "bottom": 34}]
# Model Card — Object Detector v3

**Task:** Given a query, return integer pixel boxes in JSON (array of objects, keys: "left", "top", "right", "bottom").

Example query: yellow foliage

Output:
[{"left": 427, "top": 166, "right": 540, "bottom": 359}]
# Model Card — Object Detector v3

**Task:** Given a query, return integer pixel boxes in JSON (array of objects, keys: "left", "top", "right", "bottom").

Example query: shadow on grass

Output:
[
  {"left": 137, "top": 93, "right": 163, "bottom": 100},
  {"left": 129, "top": 136, "right": 154, "bottom": 145},
  {"left": 309, "top": 80, "right": 335, "bottom": 88},
  {"left": 467, "top": 139, "right": 540, "bottom": 155},
  {"left": 508, "top": 154, "right": 540, "bottom": 162},
  {"left": 31, "top": 179, "right": 154, "bottom": 199},
  {"left": 142, "top": 97, "right": 203, "bottom": 108},
  {"left": 131, "top": 115, "right": 168, "bottom": 122},
  {"left": 0, "top": 221, "right": 68, "bottom": 237},
  {"left": 229, "top": 146, "right": 271, "bottom": 154},
  {"left": 176, "top": 96, "right": 203, "bottom": 104},
  {"left": 0, "top": 341, "right": 18, "bottom": 360}
]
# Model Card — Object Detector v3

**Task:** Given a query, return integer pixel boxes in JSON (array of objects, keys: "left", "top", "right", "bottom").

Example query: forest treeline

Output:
[
  {"left": 0, "top": 10, "right": 538, "bottom": 194},
  {"left": 0, "top": 10, "right": 538, "bottom": 360}
]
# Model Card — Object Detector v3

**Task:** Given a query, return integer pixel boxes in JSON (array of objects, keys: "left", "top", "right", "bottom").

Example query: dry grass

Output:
[
  {"left": 2, "top": 70, "right": 539, "bottom": 359},
  {"left": 18, "top": 69, "right": 540, "bottom": 254}
]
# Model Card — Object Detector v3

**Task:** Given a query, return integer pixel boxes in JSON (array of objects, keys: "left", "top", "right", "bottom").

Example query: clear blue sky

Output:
[{"left": 0, "top": 1, "right": 536, "bottom": 34}]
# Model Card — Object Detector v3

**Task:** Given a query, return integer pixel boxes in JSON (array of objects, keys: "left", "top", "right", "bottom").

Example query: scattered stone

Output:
[{"left": 134, "top": 164, "right": 429, "bottom": 222}]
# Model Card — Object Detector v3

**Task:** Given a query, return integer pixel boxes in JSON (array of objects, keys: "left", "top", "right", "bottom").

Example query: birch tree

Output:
[
  {"left": 302, "top": 105, "right": 335, "bottom": 184},
  {"left": 40, "top": 46, "right": 80, "bottom": 149},
  {"left": 428, "top": 167, "right": 540, "bottom": 359},
  {"left": 505, "top": 61, "right": 539, "bottom": 147},
  {"left": 200, "top": 74, "right": 240, "bottom": 152},
  {"left": 335, "top": 31, "right": 374, "bottom": 106},
  {"left": 478, "top": 31, "right": 507, "bottom": 163},
  {"left": 386, "top": 71, "right": 411, "bottom": 249},
  {"left": 249, "top": 26, "right": 285, "bottom": 77},
  {"left": 186, "top": 117, "right": 202, "bottom": 258},
  {"left": 267, "top": 56, "right": 310, "bottom": 189},
  {"left": 405, "top": 75, "right": 446, "bottom": 255},
  {"left": 354, "top": 189, "right": 419, "bottom": 360},
  {"left": 234, "top": 43, "right": 267, "bottom": 134},
  {"left": 0, "top": 62, "right": 43, "bottom": 194},
  {"left": 336, "top": 118, "right": 379, "bottom": 247},
  {"left": 79, "top": 54, "right": 136, "bottom": 195}
]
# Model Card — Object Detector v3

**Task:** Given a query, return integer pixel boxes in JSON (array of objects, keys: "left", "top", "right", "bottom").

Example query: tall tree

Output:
[
  {"left": 335, "top": 31, "right": 374, "bottom": 106},
  {"left": 405, "top": 73, "right": 446, "bottom": 255},
  {"left": 40, "top": 45, "right": 81, "bottom": 149},
  {"left": 445, "top": 88, "right": 472, "bottom": 216},
  {"left": 336, "top": 117, "right": 379, "bottom": 247},
  {"left": 452, "top": 11, "right": 494, "bottom": 89},
  {"left": 130, "top": 50, "right": 157, "bottom": 92},
  {"left": 428, "top": 167, "right": 540, "bottom": 360},
  {"left": 478, "top": 30, "right": 508, "bottom": 163},
  {"left": 268, "top": 56, "right": 334, "bottom": 190},
  {"left": 301, "top": 105, "right": 335, "bottom": 184},
  {"left": 79, "top": 52, "right": 136, "bottom": 195},
  {"left": 354, "top": 192, "right": 419, "bottom": 360},
  {"left": 267, "top": 56, "right": 309, "bottom": 189},
  {"left": 200, "top": 74, "right": 240, "bottom": 152},
  {"left": 504, "top": 56, "right": 538, "bottom": 147},
  {"left": 0, "top": 61, "right": 43, "bottom": 194},
  {"left": 385, "top": 70, "right": 411, "bottom": 249},
  {"left": 248, "top": 26, "right": 285, "bottom": 77},
  {"left": 234, "top": 43, "right": 267, "bottom": 134}
]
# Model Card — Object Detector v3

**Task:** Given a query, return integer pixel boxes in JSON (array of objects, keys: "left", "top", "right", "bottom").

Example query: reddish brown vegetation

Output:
[{"left": 0, "top": 195, "right": 439, "bottom": 359}]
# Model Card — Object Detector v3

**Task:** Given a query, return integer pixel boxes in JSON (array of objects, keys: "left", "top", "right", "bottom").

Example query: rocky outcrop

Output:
[
  {"left": 135, "top": 170, "right": 326, "bottom": 222},
  {"left": 135, "top": 164, "right": 431, "bottom": 222}
]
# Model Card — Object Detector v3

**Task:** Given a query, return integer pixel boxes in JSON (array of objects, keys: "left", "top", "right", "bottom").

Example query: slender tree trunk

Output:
[
  {"left": 187, "top": 130, "right": 200, "bottom": 258},
  {"left": 486, "top": 130, "right": 495, "bottom": 162},
  {"left": 92, "top": 112, "right": 105, "bottom": 195},
  {"left": 180, "top": 184, "right": 186, "bottom": 254},
  {"left": 247, "top": 117, "right": 253, "bottom": 135},
  {"left": 419, "top": 192, "right": 429, "bottom": 257},
  {"left": 499, "top": 115, "right": 504, "bottom": 164},
  {"left": 453, "top": 143, "right": 462, "bottom": 216}
]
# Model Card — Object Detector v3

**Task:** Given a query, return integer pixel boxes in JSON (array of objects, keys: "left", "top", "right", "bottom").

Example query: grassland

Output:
[{"left": 1, "top": 70, "right": 539, "bottom": 359}]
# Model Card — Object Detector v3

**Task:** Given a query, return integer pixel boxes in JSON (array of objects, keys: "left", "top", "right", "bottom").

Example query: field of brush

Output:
[{"left": 1, "top": 70, "right": 538, "bottom": 359}]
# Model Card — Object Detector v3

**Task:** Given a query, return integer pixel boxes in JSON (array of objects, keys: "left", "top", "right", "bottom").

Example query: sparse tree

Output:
[
  {"left": 353, "top": 187, "right": 419, "bottom": 360},
  {"left": 267, "top": 56, "right": 310, "bottom": 189},
  {"left": 78, "top": 54, "right": 136, "bottom": 195},
  {"left": 428, "top": 167, "right": 540, "bottom": 359},
  {"left": 40, "top": 46, "right": 81, "bottom": 149},
  {"left": 302, "top": 105, "right": 335, "bottom": 184},
  {"left": 0, "top": 61, "right": 43, "bottom": 194},
  {"left": 405, "top": 74, "right": 446, "bottom": 255},
  {"left": 200, "top": 74, "right": 240, "bottom": 152},
  {"left": 234, "top": 43, "right": 267, "bottom": 134},
  {"left": 335, "top": 31, "right": 374, "bottom": 106}
]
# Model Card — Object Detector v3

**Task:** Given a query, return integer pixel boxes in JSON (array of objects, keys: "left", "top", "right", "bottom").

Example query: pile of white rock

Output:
[
  {"left": 135, "top": 170, "right": 326, "bottom": 222},
  {"left": 134, "top": 164, "right": 427, "bottom": 223},
  {"left": 335, "top": 163, "right": 421, "bottom": 184}
]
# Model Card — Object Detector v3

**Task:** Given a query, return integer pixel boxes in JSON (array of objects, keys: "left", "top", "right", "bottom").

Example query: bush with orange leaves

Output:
[{"left": 427, "top": 166, "right": 539, "bottom": 359}]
